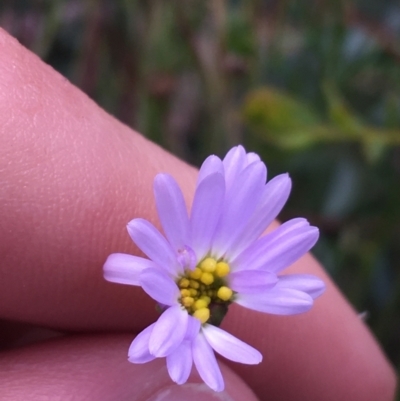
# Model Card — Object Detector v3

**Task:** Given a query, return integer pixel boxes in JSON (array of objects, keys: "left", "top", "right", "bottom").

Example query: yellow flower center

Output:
[{"left": 178, "top": 257, "right": 233, "bottom": 324}]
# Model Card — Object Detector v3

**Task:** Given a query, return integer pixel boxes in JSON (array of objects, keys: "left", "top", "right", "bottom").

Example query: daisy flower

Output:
[{"left": 104, "top": 145, "right": 325, "bottom": 391}]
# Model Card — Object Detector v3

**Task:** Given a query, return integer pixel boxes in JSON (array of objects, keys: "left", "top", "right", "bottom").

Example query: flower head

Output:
[{"left": 104, "top": 145, "right": 325, "bottom": 391}]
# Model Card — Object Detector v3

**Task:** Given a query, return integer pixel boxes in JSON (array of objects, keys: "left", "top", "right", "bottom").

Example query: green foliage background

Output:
[{"left": 2, "top": 0, "right": 399, "bottom": 379}]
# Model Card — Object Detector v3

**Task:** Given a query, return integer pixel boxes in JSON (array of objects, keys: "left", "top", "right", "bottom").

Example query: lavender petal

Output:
[
  {"left": 276, "top": 274, "right": 326, "bottom": 299},
  {"left": 236, "top": 288, "right": 314, "bottom": 315},
  {"left": 212, "top": 161, "right": 267, "bottom": 258},
  {"left": 197, "top": 155, "right": 224, "bottom": 185},
  {"left": 231, "top": 218, "right": 309, "bottom": 271},
  {"left": 128, "top": 323, "right": 156, "bottom": 363},
  {"left": 103, "top": 253, "right": 156, "bottom": 285},
  {"left": 231, "top": 219, "right": 318, "bottom": 273},
  {"left": 190, "top": 172, "right": 225, "bottom": 260},
  {"left": 139, "top": 268, "right": 180, "bottom": 306},
  {"left": 229, "top": 270, "right": 278, "bottom": 294},
  {"left": 246, "top": 152, "right": 261, "bottom": 164},
  {"left": 154, "top": 174, "right": 190, "bottom": 251},
  {"left": 228, "top": 174, "right": 292, "bottom": 259},
  {"left": 166, "top": 340, "right": 193, "bottom": 385},
  {"left": 222, "top": 145, "right": 247, "bottom": 190},
  {"left": 184, "top": 315, "right": 201, "bottom": 341},
  {"left": 192, "top": 332, "right": 224, "bottom": 392},
  {"left": 149, "top": 305, "right": 188, "bottom": 357},
  {"left": 127, "top": 218, "right": 181, "bottom": 275},
  {"left": 176, "top": 245, "right": 197, "bottom": 270},
  {"left": 203, "top": 325, "right": 262, "bottom": 364}
]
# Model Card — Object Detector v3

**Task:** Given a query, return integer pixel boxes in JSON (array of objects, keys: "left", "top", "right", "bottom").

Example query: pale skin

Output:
[{"left": 0, "top": 28, "right": 396, "bottom": 401}]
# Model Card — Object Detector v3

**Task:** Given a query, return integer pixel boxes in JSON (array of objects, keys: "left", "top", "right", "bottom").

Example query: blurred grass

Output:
[{"left": 1, "top": 0, "right": 400, "bottom": 379}]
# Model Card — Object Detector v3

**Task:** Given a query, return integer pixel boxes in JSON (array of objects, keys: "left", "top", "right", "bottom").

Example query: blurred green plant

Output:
[{"left": 243, "top": 84, "right": 400, "bottom": 162}]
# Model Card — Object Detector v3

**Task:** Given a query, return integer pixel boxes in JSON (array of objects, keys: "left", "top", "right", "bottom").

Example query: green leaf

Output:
[
  {"left": 323, "top": 83, "right": 363, "bottom": 136},
  {"left": 243, "top": 87, "right": 320, "bottom": 134}
]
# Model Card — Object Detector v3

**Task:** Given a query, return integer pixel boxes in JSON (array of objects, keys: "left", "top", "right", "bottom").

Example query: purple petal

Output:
[
  {"left": 197, "top": 155, "right": 224, "bottom": 185},
  {"left": 192, "top": 332, "right": 224, "bottom": 392},
  {"left": 139, "top": 268, "right": 180, "bottom": 306},
  {"left": 229, "top": 270, "right": 278, "bottom": 294},
  {"left": 166, "top": 341, "right": 193, "bottom": 385},
  {"left": 128, "top": 323, "right": 156, "bottom": 363},
  {"left": 154, "top": 174, "right": 190, "bottom": 251},
  {"left": 212, "top": 161, "right": 267, "bottom": 258},
  {"left": 127, "top": 218, "right": 181, "bottom": 275},
  {"left": 202, "top": 325, "right": 262, "bottom": 364},
  {"left": 176, "top": 245, "right": 197, "bottom": 270},
  {"left": 236, "top": 288, "right": 313, "bottom": 315},
  {"left": 263, "top": 218, "right": 310, "bottom": 244},
  {"left": 230, "top": 219, "right": 308, "bottom": 271},
  {"left": 149, "top": 305, "right": 188, "bottom": 357},
  {"left": 231, "top": 219, "right": 318, "bottom": 273},
  {"left": 185, "top": 315, "right": 201, "bottom": 341},
  {"left": 246, "top": 152, "right": 261, "bottom": 164},
  {"left": 257, "top": 227, "right": 319, "bottom": 273},
  {"left": 190, "top": 173, "right": 225, "bottom": 260},
  {"left": 276, "top": 274, "right": 326, "bottom": 299},
  {"left": 222, "top": 145, "right": 247, "bottom": 190},
  {"left": 103, "top": 253, "right": 156, "bottom": 285},
  {"left": 227, "top": 174, "right": 292, "bottom": 259}
]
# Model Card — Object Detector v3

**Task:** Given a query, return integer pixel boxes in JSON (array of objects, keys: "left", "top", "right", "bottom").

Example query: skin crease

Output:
[{"left": 0, "top": 28, "right": 396, "bottom": 401}]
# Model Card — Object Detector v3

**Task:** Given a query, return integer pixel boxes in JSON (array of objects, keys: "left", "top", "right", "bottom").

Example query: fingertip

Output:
[
  {"left": 0, "top": 334, "right": 259, "bottom": 401},
  {"left": 0, "top": 27, "right": 196, "bottom": 330},
  {"left": 221, "top": 251, "right": 397, "bottom": 401}
]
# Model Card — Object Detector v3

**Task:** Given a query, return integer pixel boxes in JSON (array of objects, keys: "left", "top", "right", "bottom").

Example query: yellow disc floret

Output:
[
  {"left": 182, "top": 296, "right": 194, "bottom": 307},
  {"left": 189, "top": 280, "right": 200, "bottom": 289},
  {"left": 193, "top": 307, "right": 210, "bottom": 324},
  {"left": 217, "top": 286, "right": 233, "bottom": 301},
  {"left": 199, "top": 257, "right": 217, "bottom": 272},
  {"left": 215, "top": 262, "right": 230, "bottom": 277},
  {"left": 199, "top": 295, "right": 211, "bottom": 305},
  {"left": 200, "top": 272, "right": 214, "bottom": 285},
  {"left": 193, "top": 298, "right": 208, "bottom": 310},
  {"left": 189, "top": 268, "right": 202, "bottom": 280},
  {"left": 179, "top": 278, "right": 190, "bottom": 288},
  {"left": 177, "top": 257, "right": 234, "bottom": 325}
]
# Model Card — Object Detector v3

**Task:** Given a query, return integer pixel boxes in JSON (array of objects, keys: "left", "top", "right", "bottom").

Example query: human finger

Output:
[
  {"left": 0, "top": 27, "right": 195, "bottom": 331},
  {"left": 0, "top": 334, "right": 258, "bottom": 401},
  {"left": 0, "top": 28, "right": 396, "bottom": 401}
]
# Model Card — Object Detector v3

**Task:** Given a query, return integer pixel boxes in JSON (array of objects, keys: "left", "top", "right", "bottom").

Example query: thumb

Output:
[{"left": 0, "top": 334, "right": 259, "bottom": 401}]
